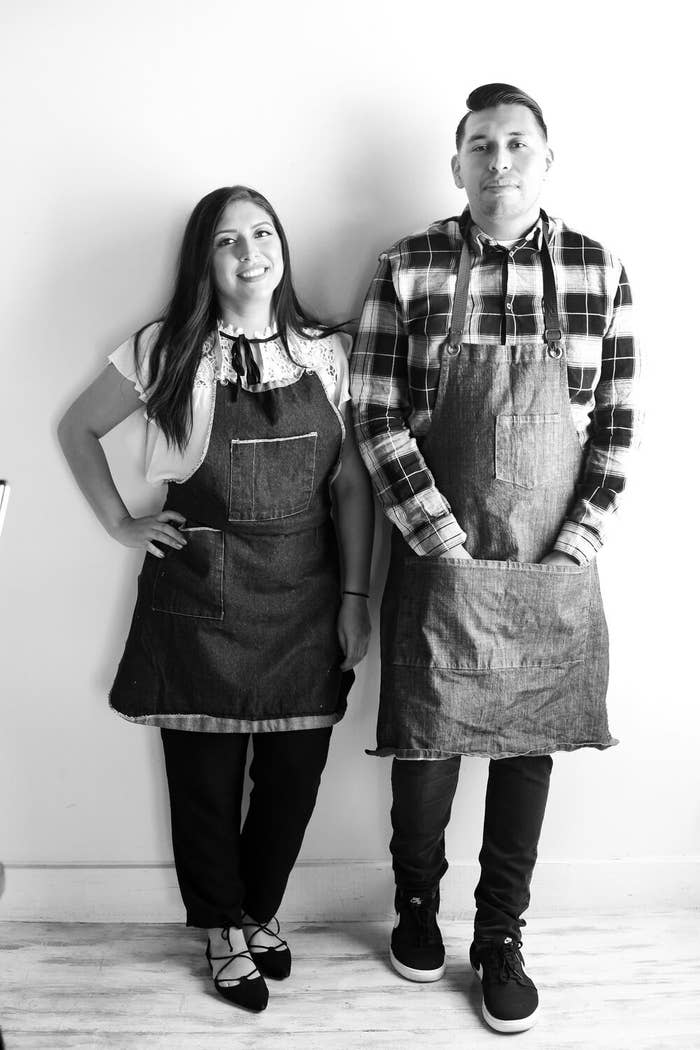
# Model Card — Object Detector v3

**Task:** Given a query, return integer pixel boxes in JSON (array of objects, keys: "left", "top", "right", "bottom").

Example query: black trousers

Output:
[
  {"left": 390, "top": 754, "right": 553, "bottom": 943},
  {"left": 161, "top": 726, "right": 332, "bottom": 929}
]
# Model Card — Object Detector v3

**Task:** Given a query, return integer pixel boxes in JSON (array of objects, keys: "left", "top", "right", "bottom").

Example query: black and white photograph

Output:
[{"left": 0, "top": 0, "right": 696, "bottom": 1047}]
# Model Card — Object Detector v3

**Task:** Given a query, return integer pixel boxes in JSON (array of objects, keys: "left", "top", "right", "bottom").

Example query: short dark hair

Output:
[{"left": 455, "top": 83, "right": 548, "bottom": 149}]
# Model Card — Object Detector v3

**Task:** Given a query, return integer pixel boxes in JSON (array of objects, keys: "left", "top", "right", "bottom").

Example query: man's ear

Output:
[
  {"left": 545, "top": 147, "right": 554, "bottom": 172},
  {"left": 451, "top": 154, "right": 464, "bottom": 189}
]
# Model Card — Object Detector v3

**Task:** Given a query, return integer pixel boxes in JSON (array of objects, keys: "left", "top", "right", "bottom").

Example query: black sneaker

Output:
[
  {"left": 389, "top": 889, "right": 445, "bottom": 982},
  {"left": 470, "top": 937, "right": 539, "bottom": 1033}
]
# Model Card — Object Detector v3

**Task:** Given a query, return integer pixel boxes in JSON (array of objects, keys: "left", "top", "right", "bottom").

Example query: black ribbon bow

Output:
[
  {"left": 228, "top": 332, "right": 262, "bottom": 389},
  {"left": 218, "top": 329, "right": 281, "bottom": 423}
]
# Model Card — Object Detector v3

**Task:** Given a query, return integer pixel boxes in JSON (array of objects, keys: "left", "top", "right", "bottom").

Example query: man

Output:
[{"left": 350, "top": 84, "right": 639, "bottom": 1034}]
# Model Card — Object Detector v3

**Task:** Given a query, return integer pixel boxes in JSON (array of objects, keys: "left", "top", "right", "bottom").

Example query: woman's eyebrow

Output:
[{"left": 214, "top": 221, "right": 272, "bottom": 236}]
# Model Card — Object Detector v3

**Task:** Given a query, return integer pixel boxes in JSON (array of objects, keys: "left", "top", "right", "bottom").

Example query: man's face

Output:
[{"left": 451, "top": 104, "right": 553, "bottom": 231}]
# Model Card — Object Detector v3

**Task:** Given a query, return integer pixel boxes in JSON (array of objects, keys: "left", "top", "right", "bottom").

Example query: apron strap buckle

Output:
[{"left": 545, "top": 328, "right": 563, "bottom": 358}]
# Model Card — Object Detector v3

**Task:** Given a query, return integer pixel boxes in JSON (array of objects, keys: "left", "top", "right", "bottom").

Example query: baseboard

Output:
[{"left": 1, "top": 859, "right": 698, "bottom": 922}]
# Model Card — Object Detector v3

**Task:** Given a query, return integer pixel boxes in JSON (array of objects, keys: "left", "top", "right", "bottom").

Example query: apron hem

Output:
[
  {"left": 366, "top": 737, "right": 618, "bottom": 760},
  {"left": 387, "top": 660, "right": 586, "bottom": 672},
  {"left": 110, "top": 705, "right": 346, "bottom": 733}
]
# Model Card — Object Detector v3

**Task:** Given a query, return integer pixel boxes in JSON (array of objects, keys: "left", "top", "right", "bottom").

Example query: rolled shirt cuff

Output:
[
  {"left": 553, "top": 520, "right": 602, "bottom": 567},
  {"left": 404, "top": 515, "right": 602, "bottom": 564},
  {"left": 406, "top": 514, "right": 468, "bottom": 558}
]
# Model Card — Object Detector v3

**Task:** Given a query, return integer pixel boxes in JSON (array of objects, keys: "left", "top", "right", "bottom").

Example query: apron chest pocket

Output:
[
  {"left": 151, "top": 528, "right": 224, "bottom": 620},
  {"left": 228, "top": 433, "right": 317, "bottom": 522},
  {"left": 393, "top": 559, "right": 591, "bottom": 671},
  {"left": 495, "top": 413, "right": 565, "bottom": 489}
]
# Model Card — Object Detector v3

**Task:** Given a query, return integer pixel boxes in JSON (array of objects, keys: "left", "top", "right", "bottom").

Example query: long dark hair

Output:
[{"left": 137, "top": 185, "right": 338, "bottom": 450}]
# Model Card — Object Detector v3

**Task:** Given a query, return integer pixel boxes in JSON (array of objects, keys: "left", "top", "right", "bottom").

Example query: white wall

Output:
[{"left": 1, "top": 0, "right": 697, "bottom": 918}]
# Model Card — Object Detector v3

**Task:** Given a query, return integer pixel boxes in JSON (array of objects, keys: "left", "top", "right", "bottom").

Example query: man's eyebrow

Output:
[{"left": 466, "top": 130, "right": 531, "bottom": 143}]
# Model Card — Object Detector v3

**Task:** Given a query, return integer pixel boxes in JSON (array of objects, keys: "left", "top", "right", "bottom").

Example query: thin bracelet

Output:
[{"left": 343, "top": 590, "right": 369, "bottom": 599}]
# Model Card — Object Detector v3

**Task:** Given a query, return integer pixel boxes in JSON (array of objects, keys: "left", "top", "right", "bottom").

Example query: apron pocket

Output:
[
  {"left": 229, "top": 433, "right": 317, "bottom": 522},
  {"left": 151, "top": 527, "right": 224, "bottom": 620},
  {"left": 393, "top": 558, "right": 590, "bottom": 670},
  {"left": 495, "top": 413, "right": 564, "bottom": 489}
]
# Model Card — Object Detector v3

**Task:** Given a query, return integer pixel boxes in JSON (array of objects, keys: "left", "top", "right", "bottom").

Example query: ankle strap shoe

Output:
[
  {"left": 242, "top": 914, "right": 292, "bottom": 981},
  {"left": 206, "top": 928, "right": 269, "bottom": 1012}
]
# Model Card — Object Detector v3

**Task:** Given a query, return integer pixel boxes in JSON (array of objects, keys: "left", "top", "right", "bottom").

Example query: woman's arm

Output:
[
  {"left": 57, "top": 363, "right": 186, "bottom": 557},
  {"left": 331, "top": 403, "right": 374, "bottom": 670}
]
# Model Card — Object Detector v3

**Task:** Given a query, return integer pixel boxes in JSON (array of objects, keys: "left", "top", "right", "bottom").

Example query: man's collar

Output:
[{"left": 458, "top": 207, "right": 553, "bottom": 254}]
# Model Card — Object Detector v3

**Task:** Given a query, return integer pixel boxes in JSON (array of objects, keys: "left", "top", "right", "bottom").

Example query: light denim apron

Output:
[
  {"left": 110, "top": 342, "right": 353, "bottom": 732},
  {"left": 374, "top": 217, "right": 616, "bottom": 759}
]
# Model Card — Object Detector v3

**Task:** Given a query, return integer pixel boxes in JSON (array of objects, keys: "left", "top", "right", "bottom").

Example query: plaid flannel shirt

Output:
[{"left": 350, "top": 210, "right": 640, "bottom": 565}]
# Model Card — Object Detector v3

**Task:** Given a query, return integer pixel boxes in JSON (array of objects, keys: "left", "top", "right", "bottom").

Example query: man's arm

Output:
[
  {"left": 553, "top": 262, "right": 641, "bottom": 565},
  {"left": 350, "top": 253, "right": 468, "bottom": 557}
]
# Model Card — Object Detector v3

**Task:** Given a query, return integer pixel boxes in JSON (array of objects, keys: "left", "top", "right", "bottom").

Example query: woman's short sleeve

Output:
[
  {"left": 107, "top": 323, "right": 160, "bottom": 403},
  {"left": 331, "top": 332, "right": 352, "bottom": 409}
]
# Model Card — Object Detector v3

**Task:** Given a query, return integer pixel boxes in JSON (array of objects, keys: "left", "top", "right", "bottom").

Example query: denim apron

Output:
[
  {"left": 375, "top": 218, "right": 615, "bottom": 759},
  {"left": 110, "top": 349, "right": 352, "bottom": 732}
]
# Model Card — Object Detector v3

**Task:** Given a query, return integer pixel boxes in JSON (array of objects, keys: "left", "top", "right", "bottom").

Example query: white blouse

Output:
[{"left": 108, "top": 323, "right": 352, "bottom": 485}]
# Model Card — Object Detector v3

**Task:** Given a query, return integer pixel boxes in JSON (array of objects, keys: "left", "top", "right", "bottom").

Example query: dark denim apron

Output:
[
  {"left": 375, "top": 217, "right": 615, "bottom": 759},
  {"left": 110, "top": 361, "right": 352, "bottom": 732}
]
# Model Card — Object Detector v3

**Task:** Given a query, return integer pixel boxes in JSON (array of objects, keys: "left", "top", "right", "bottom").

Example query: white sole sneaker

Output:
[
  {"left": 474, "top": 965, "right": 539, "bottom": 1033},
  {"left": 389, "top": 947, "right": 446, "bottom": 982},
  {"left": 482, "top": 1001, "right": 539, "bottom": 1033}
]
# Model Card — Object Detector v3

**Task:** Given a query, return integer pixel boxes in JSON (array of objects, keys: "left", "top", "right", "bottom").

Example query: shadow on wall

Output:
[
  {"left": 48, "top": 190, "right": 182, "bottom": 695},
  {"left": 44, "top": 197, "right": 183, "bottom": 845},
  {"left": 290, "top": 101, "right": 454, "bottom": 323}
]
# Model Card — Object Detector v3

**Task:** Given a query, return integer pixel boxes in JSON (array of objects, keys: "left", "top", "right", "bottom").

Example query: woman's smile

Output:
[{"left": 237, "top": 264, "right": 270, "bottom": 281}]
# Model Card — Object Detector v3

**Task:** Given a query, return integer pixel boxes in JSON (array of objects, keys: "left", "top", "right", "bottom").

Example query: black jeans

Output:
[
  {"left": 390, "top": 754, "right": 553, "bottom": 943},
  {"left": 161, "top": 727, "right": 332, "bottom": 929}
]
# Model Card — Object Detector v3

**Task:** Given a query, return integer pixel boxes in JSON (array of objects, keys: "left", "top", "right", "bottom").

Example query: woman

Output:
[{"left": 58, "top": 185, "right": 374, "bottom": 1013}]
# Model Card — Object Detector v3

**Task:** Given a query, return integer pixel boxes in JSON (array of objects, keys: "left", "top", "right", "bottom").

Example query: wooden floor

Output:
[{"left": 2, "top": 912, "right": 699, "bottom": 1049}]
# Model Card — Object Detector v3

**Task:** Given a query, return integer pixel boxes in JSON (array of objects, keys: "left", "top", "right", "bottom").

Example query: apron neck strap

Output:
[
  {"left": 447, "top": 238, "right": 472, "bottom": 350},
  {"left": 539, "top": 217, "right": 562, "bottom": 352},
  {"left": 448, "top": 210, "right": 562, "bottom": 352}
]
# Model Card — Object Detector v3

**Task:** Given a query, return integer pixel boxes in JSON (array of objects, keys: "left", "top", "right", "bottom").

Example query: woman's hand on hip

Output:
[
  {"left": 110, "top": 510, "right": 187, "bottom": 558},
  {"left": 337, "top": 594, "right": 371, "bottom": 671}
]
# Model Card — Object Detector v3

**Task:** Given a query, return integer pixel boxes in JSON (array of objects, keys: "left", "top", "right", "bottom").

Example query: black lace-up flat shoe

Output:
[
  {"left": 389, "top": 888, "right": 445, "bottom": 982},
  {"left": 470, "top": 937, "right": 539, "bottom": 1033},
  {"left": 205, "top": 928, "right": 269, "bottom": 1012},
  {"left": 242, "top": 914, "right": 292, "bottom": 980}
]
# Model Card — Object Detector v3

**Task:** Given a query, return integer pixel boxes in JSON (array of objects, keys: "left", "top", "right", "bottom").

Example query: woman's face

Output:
[{"left": 211, "top": 199, "right": 284, "bottom": 317}]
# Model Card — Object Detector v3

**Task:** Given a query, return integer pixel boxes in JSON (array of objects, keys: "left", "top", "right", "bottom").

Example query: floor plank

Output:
[{"left": 1, "top": 912, "right": 699, "bottom": 1049}]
